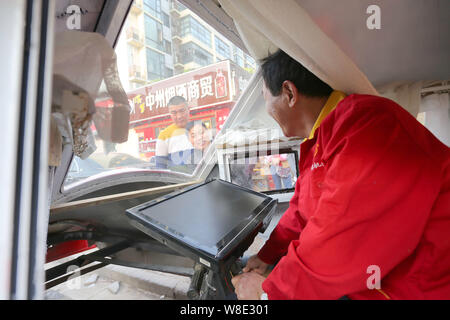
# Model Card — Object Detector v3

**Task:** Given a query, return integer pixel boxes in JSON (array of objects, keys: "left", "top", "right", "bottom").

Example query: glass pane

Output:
[
  {"left": 144, "top": 0, "right": 162, "bottom": 20},
  {"left": 215, "top": 36, "right": 231, "bottom": 60},
  {"left": 229, "top": 153, "right": 298, "bottom": 192},
  {"left": 417, "top": 91, "right": 450, "bottom": 146},
  {"left": 144, "top": 15, "right": 163, "bottom": 51},
  {"left": 64, "top": 0, "right": 257, "bottom": 187}
]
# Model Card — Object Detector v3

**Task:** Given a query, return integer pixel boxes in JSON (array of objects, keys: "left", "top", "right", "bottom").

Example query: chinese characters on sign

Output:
[{"left": 128, "top": 60, "right": 232, "bottom": 123}]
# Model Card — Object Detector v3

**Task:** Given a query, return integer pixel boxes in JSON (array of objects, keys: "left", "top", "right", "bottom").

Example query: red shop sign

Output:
[{"left": 128, "top": 60, "right": 232, "bottom": 124}]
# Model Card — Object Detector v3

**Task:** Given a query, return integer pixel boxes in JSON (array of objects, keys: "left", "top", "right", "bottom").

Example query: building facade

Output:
[{"left": 116, "top": 0, "right": 256, "bottom": 91}]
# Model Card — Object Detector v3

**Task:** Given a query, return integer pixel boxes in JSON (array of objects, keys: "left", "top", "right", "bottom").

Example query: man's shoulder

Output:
[
  {"left": 158, "top": 124, "right": 186, "bottom": 140},
  {"left": 339, "top": 94, "right": 400, "bottom": 117},
  {"left": 326, "top": 94, "right": 450, "bottom": 161},
  {"left": 320, "top": 94, "right": 387, "bottom": 134},
  {"left": 327, "top": 93, "right": 409, "bottom": 131}
]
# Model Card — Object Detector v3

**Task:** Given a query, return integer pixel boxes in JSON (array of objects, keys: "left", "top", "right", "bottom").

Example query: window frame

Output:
[
  {"left": 215, "top": 36, "right": 231, "bottom": 59},
  {"left": 180, "top": 15, "right": 212, "bottom": 48},
  {"left": 228, "top": 148, "right": 299, "bottom": 194},
  {"left": 144, "top": 0, "right": 162, "bottom": 21},
  {"left": 144, "top": 14, "right": 164, "bottom": 51},
  {"left": 180, "top": 41, "right": 213, "bottom": 66},
  {"left": 146, "top": 47, "right": 165, "bottom": 80}
]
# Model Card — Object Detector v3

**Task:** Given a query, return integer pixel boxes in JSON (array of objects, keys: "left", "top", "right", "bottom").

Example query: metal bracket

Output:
[{"left": 45, "top": 240, "right": 130, "bottom": 289}]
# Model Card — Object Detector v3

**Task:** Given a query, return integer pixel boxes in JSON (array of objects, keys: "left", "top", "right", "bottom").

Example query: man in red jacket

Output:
[{"left": 231, "top": 49, "right": 450, "bottom": 300}]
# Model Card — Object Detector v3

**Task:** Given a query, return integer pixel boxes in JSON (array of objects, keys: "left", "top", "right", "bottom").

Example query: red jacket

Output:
[{"left": 258, "top": 94, "right": 450, "bottom": 300}]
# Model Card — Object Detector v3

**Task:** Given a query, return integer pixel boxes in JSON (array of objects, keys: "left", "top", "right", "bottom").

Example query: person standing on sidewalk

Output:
[{"left": 155, "top": 96, "right": 193, "bottom": 169}]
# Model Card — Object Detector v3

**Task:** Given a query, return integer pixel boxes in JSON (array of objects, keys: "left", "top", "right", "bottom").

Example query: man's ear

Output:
[{"left": 281, "top": 80, "right": 299, "bottom": 108}]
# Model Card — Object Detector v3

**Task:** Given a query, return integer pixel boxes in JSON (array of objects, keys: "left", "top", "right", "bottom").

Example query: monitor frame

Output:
[
  {"left": 228, "top": 148, "right": 299, "bottom": 195},
  {"left": 125, "top": 179, "right": 277, "bottom": 271}
]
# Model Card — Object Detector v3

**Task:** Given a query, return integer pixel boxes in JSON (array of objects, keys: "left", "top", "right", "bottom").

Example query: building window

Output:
[
  {"left": 144, "top": 15, "right": 164, "bottom": 51},
  {"left": 180, "top": 42, "right": 213, "bottom": 67},
  {"left": 235, "top": 55, "right": 244, "bottom": 68},
  {"left": 215, "top": 36, "right": 231, "bottom": 60},
  {"left": 146, "top": 48, "right": 165, "bottom": 80},
  {"left": 180, "top": 16, "right": 212, "bottom": 48},
  {"left": 245, "top": 55, "right": 256, "bottom": 69},
  {"left": 175, "top": 1, "right": 187, "bottom": 12},
  {"left": 165, "top": 67, "right": 173, "bottom": 78},
  {"left": 144, "top": 0, "right": 161, "bottom": 20},
  {"left": 233, "top": 46, "right": 244, "bottom": 68},
  {"left": 127, "top": 45, "right": 138, "bottom": 66},
  {"left": 162, "top": 12, "right": 170, "bottom": 27},
  {"left": 180, "top": 16, "right": 189, "bottom": 36},
  {"left": 164, "top": 40, "right": 172, "bottom": 54}
]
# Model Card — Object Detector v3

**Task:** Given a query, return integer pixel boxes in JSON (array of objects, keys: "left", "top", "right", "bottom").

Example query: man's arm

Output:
[{"left": 262, "top": 109, "right": 441, "bottom": 299}]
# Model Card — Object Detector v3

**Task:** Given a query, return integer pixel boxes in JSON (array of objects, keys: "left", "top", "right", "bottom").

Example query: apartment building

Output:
[
  {"left": 116, "top": 0, "right": 173, "bottom": 91},
  {"left": 116, "top": 0, "right": 256, "bottom": 91}
]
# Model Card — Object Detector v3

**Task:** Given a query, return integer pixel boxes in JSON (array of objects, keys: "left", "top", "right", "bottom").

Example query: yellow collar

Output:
[{"left": 307, "top": 90, "right": 347, "bottom": 140}]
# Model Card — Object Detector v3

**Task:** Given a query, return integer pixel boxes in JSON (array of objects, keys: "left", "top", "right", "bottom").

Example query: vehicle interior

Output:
[{"left": 1, "top": 0, "right": 448, "bottom": 300}]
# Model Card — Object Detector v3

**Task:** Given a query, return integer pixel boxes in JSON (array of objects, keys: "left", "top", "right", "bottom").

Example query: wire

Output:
[{"left": 224, "top": 272, "right": 234, "bottom": 292}]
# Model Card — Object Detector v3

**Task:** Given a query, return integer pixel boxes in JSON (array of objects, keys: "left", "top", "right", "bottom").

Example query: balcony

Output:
[
  {"left": 126, "top": 27, "right": 144, "bottom": 47},
  {"left": 170, "top": 1, "right": 186, "bottom": 17},
  {"left": 169, "top": 24, "right": 182, "bottom": 43},
  {"left": 130, "top": 0, "right": 143, "bottom": 14},
  {"left": 129, "top": 65, "right": 147, "bottom": 83},
  {"left": 173, "top": 54, "right": 184, "bottom": 69},
  {"left": 171, "top": 34, "right": 183, "bottom": 44}
]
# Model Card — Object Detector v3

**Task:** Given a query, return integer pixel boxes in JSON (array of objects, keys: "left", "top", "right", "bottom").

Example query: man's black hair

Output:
[
  {"left": 261, "top": 49, "right": 333, "bottom": 98},
  {"left": 168, "top": 95, "right": 187, "bottom": 107}
]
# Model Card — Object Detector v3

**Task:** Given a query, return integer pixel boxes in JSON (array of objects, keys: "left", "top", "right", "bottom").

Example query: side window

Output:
[
  {"left": 229, "top": 152, "right": 298, "bottom": 193},
  {"left": 214, "top": 78, "right": 302, "bottom": 199},
  {"left": 416, "top": 89, "right": 450, "bottom": 147},
  {"left": 64, "top": 0, "right": 257, "bottom": 188}
]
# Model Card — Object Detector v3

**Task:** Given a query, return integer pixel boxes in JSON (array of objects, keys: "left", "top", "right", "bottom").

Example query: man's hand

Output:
[
  {"left": 231, "top": 271, "right": 266, "bottom": 300},
  {"left": 242, "top": 255, "right": 269, "bottom": 275}
]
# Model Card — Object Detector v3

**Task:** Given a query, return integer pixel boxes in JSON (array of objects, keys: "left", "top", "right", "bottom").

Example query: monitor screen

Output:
[
  {"left": 229, "top": 151, "right": 298, "bottom": 193},
  {"left": 128, "top": 180, "right": 271, "bottom": 256}
]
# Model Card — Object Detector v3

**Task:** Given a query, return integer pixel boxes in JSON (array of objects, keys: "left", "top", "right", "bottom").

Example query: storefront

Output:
[{"left": 99, "top": 59, "right": 252, "bottom": 161}]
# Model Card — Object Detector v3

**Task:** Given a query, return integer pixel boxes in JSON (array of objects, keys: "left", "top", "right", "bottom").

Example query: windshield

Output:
[{"left": 63, "top": 0, "right": 258, "bottom": 188}]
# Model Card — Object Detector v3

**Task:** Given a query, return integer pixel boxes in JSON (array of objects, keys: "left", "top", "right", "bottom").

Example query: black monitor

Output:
[{"left": 125, "top": 179, "right": 277, "bottom": 271}]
